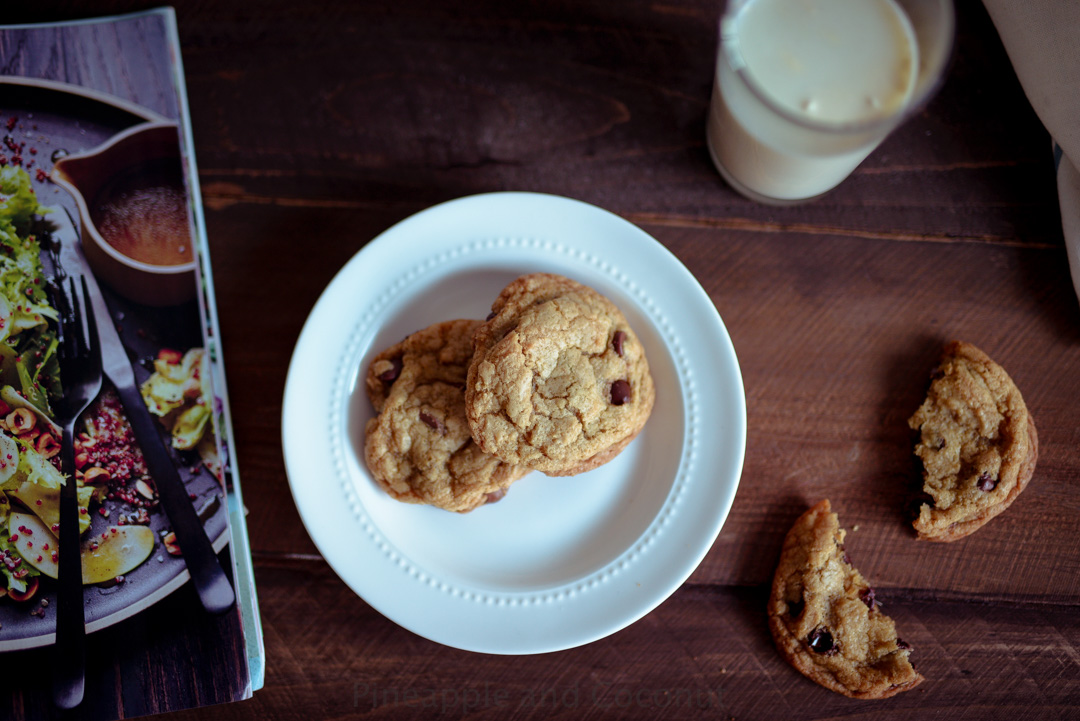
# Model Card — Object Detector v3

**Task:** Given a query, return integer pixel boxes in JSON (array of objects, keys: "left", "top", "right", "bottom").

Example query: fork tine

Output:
[
  {"left": 68, "top": 277, "right": 85, "bottom": 357},
  {"left": 79, "top": 276, "right": 99, "bottom": 366},
  {"left": 68, "top": 278, "right": 85, "bottom": 362},
  {"left": 47, "top": 282, "right": 73, "bottom": 361},
  {"left": 46, "top": 284, "right": 64, "bottom": 354}
]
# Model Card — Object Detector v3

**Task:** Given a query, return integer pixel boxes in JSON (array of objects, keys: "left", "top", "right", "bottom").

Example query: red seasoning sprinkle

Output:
[{"left": 79, "top": 391, "right": 150, "bottom": 486}]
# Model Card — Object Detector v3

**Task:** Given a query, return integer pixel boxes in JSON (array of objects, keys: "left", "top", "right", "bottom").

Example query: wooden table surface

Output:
[{"left": 16, "top": 0, "right": 1080, "bottom": 718}]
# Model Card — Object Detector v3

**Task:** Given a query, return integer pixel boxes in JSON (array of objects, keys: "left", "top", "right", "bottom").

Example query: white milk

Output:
[{"left": 707, "top": 0, "right": 920, "bottom": 202}]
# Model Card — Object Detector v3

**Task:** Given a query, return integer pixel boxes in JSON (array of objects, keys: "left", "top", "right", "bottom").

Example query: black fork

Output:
[{"left": 50, "top": 276, "right": 103, "bottom": 710}]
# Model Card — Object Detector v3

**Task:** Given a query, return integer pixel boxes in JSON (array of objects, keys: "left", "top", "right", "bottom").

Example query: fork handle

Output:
[
  {"left": 53, "top": 425, "right": 86, "bottom": 709},
  {"left": 114, "top": 384, "right": 236, "bottom": 615}
]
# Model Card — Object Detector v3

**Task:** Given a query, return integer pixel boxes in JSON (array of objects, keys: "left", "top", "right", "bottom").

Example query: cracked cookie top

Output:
[
  {"left": 465, "top": 273, "right": 655, "bottom": 475},
  {"left": 364, "top": 319, "right": 530, "bottom": 512},
  {"left": 768, "top": 500, "right": 924, "bottom": 699},
  {"left": 907, "top": 341, "right": 1037, "bottom": 541}
]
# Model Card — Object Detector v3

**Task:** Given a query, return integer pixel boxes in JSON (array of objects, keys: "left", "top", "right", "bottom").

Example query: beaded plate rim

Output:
[{"left": 283, "top": 192, "right": 745, "bottom": 653}]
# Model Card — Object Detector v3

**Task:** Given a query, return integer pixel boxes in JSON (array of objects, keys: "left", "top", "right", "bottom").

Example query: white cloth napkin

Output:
[{"left": 981, "top": 0, "right": 1080, "bottom": 307}]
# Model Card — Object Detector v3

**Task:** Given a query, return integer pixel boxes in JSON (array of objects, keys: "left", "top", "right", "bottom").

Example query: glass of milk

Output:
[{"left": 707, "top": 0, "right": 954, "bottom": 204}]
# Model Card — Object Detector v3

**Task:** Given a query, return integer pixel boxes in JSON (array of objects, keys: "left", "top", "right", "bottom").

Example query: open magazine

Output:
[{"left": 0, "top": 7, "right": 263, "bottom": 718}]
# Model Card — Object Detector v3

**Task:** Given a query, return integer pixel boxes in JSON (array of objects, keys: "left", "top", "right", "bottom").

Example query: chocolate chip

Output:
[
  {"left": 484, "top": 489, "right": 506, "bottom": 504},
  {"left": 977, "top": 472, "right": 998, "bottom": 492},
  {"left": 807, "top": 627, "right": 838, "bottom": 655},
  {"left": 378, "top": 356, "right": 403, "bottom": 384},
  {"left": 896, "top": 638, "right": 911, "bottom": 650},
  {"left": 859, "top": 587, "right": 877, "bottom": 610},
  {"left": 419, "top": 411, "right": 447, "bottom": 435},
  {"left": 485, "top": 311, "right": 497, "bottom": 321},
  {"left": 842, "top": 551, "right": 852, "bottom": 566},
  {"left": 610, "top": 379, "right": 631, "bottom": 406},
  {"left": 787, "top": 598, "right": 805, "bottom": 618},
  {"left": 612, "top": 330, "right": 627, "bottom": 357},
  {"left": 936, "top": 437, "right": 947, "bottom": 450}
]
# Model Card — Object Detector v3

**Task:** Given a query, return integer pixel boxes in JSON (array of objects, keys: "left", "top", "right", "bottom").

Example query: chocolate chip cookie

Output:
[
  {"left": 364, "top": 319, "right": 530, "bottom": 512},
  {"left": 768, "top": 500, "right": 924, "bottom": 699},
  {"left": 907, "top": 341, "right": 1038, "bottom": 542},
  {"left": 465, "top": 273, "right": 655, "bottom": 476}
]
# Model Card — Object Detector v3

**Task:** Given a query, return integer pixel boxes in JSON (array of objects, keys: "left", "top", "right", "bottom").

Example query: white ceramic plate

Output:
[{"left": 282, "top": 192, "right": 746, "bottom": 654}]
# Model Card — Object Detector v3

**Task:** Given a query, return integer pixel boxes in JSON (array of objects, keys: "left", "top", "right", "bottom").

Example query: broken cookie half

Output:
[
  {"left": 768, "top": 500, "right": 923, "bottom": 699},
  {"left": 908, "top": 341, "right": 1038, "bottom": 542}
]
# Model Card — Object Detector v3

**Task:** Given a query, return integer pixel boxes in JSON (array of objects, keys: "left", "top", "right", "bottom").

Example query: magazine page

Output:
[{"left": 0, "top": 8, "right": 260, "bottom": 718}]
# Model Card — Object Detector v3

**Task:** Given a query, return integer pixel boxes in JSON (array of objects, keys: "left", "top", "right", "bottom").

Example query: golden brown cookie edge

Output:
[
  {"left": 768, "top": 500, "right": 925, "bottom": 699},
  {"left": 912, "top": 341, "right": 1038, "bottom": 542}
]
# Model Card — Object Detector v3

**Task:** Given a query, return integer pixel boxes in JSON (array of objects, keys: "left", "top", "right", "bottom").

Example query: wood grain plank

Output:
[
  {"left": 158, "top": 561, "right": 1080, "bottom": 721},
  {"left": 171, "top": 0, "right": 1057, "bottom": 245},
  {"left": 671, "top": 225, "right": 1080, "bottom": 598},
  {"left": 216, "top": 196, "right": 1080, "bottom": 604}
]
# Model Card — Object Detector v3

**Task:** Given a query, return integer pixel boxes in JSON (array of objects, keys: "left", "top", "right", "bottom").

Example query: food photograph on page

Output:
[{"left": 0, "top": 9, "right": 260, "bottom": 720}]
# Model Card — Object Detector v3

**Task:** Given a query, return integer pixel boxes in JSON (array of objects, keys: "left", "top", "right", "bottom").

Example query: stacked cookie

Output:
[{"left": 363, "top": 273, "right": 655, "bottom": 512}]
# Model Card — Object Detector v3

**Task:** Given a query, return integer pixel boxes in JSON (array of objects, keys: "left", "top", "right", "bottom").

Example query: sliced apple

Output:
[
  {"left": 9, "top": 511, "right": 155, "bottom": 584},
  {"left": 0, "top": 432, "right": 18, "bottom": 485},
  {"left": 9, "top": 511, "right": 59, "bottom": 578},
  {"left": 9, "top": 484, "right": 59, "bottom": 531},
  {"left": 8, "top": 480, "right": 92, "bottom": 535},
  {"left": 80, "top": 526, "right": 155, "bottom": 584}
]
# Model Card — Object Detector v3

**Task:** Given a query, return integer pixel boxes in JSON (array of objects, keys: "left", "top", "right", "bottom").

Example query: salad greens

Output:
[
  {"left": 141, "top": 347, "right": 213, "bottom": 451},
  {"left": 0, "top": 166, "right": 74, "bottom": 601},
  {"left": 0, "top": 166, "right": 61, "bottom": 412}
]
